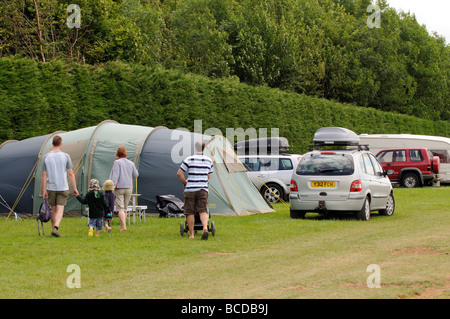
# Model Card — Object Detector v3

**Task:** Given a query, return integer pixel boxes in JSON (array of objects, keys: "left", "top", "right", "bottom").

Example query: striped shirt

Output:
[{"left": 179, "top": 154, "right": 214, "bottom": 192}]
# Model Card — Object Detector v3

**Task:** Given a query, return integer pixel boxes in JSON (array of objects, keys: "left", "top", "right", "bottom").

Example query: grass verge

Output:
[{"left": 0, "top": 187, "right": 448, "bottom": 299}]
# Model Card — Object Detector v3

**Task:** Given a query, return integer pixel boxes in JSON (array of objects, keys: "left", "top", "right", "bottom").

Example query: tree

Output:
[{"left": 168, "top": 0, "right": 233, "bottom": 77}]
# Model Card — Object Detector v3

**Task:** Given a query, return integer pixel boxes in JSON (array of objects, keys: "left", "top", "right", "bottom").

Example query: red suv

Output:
[{"left": 375, "top": 148, "right": 440, "bottom": 188}]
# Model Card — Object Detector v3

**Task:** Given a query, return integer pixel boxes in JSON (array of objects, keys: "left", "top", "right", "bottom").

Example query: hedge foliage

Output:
[
  {"left": 1, "top": 0, "right": 449, "bottom": 121},
  {"left": 0, "top": 57, "right": 449, "bottom": 153}
]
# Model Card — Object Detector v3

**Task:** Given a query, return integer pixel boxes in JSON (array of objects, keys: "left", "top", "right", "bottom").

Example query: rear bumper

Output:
[{"left": 289, "top": 193, "right": 364, "bottom": 212}]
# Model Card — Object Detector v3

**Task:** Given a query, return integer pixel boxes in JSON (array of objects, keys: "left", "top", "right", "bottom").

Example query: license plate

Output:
[{"left": 311, "top": 181, "right": 335, "bottom": 187}]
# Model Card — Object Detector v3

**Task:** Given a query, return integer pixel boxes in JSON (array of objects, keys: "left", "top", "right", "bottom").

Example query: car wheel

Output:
[
  {"left": 356, "top": 197, "right": 370, "bottom": 221},
  {"left": 290, "top": 210, "right": 306, "bottom": 219},
  {"left": 402, "top": 173, "right": 419, "bottom": 188},
  {"left": 379, "top": 193, "right": 395, "bottom": 216},
  {"left": 261, "top": 184, "right": 284, "bottom": 204}
]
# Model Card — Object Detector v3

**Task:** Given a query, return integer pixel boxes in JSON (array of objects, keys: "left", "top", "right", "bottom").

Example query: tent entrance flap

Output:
[
  {"left": 217, "top": 146, "right": 247, "bottom": 173},
  {"left": 204, "top": 135, "right": 274, "bottom": 216}
]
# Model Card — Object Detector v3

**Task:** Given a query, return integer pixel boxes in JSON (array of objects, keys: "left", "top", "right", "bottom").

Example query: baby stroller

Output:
[
  {"left": 180, "top": 212, "right": 216, "bottom": 237},
  {"left": 156, "top": 195, "right": 185, "bottom": 218}
]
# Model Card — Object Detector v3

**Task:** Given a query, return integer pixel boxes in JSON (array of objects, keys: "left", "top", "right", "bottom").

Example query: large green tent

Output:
[{"left": 1, "top": 121, "right": 273, "bottom": 216}]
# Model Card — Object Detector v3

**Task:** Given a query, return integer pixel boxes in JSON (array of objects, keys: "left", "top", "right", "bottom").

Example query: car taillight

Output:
[
  {"left": 350, "top": 180, "right": 362, "bottom": 192},
  {"left": 290, "top": 180, "right": 298, "bottom": 192}
]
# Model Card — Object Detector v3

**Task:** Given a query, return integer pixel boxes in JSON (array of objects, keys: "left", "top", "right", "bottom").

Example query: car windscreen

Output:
[{"left": 296, "top": 153, "right": 354, "bottom": 175}]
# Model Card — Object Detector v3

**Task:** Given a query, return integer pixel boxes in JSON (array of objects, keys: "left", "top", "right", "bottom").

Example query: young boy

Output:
[
  {"left": 102, "top": 179, "right": 115, "bottom": 232},
  {"left": 76, "top": 179, "right": 110, "bottom": 236}
]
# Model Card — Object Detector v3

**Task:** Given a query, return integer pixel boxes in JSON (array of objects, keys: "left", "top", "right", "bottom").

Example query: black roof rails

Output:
[{"left": 308, "top": 144, "right": 370, "bottom": 151}]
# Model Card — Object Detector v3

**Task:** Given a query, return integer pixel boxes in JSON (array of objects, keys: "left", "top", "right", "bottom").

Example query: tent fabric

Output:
[
  {"left": 33, "top": 125, "right": 98, "bottom": 213},
  {"left": 0, "top": 121, "right": 273, "bottom": 216},
  {"left": 137, "top": 128, "right": 196, "bottom": 211},
  {"left": 138, "top": 130, "right": 273, "bottom": 216},
  {"left": 0, "top": 135, "right": 51, "bottom": 214},
  {"left": 33, "top": 120, "right": 155, "bottom": 213},
  {"left": 216, "top": 146, "right": 247, "bottom": 173},
  {"left": 204, "top": 136, "right": 274, "bottom": 216}
]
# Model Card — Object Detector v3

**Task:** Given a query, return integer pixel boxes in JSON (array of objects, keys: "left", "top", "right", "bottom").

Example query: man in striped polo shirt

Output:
[{"left": 177, "top": 141, "right": 214, "bottom": 240}]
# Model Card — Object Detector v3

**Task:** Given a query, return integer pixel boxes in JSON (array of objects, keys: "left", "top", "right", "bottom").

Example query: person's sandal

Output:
[{"left": 51, "top": 228, "right": 60, "bottom": 237}]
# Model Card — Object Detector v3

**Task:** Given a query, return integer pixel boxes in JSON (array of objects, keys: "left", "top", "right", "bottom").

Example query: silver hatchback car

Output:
[
  {"left": 239, "top": 154, "right": 301, "bottom": 203},
  {"left": 289, "top": 128, "right": 395, "bottom": 220}
]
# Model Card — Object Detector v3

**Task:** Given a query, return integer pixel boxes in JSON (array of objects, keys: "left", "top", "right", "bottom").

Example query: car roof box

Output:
[
  {"left": 313, "top": 127, "right": 360, "bottom": 146},
  {"left": 234, "top": 137, "right": 289, "bottom": 155}
]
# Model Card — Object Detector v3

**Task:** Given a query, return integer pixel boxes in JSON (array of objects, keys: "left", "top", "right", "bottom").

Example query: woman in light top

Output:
[{"left": 109, "top": 146, "right": 139, "bottom": 231}]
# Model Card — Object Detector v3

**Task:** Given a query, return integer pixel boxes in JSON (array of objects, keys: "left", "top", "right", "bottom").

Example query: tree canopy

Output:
[{"left": 1, "top": 0, "right": 448, "bottom": 121}]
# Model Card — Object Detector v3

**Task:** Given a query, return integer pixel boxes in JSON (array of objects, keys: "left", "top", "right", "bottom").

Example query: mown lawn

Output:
[{"left": 0, "top": 187, "right": 448, "bottom": 299}]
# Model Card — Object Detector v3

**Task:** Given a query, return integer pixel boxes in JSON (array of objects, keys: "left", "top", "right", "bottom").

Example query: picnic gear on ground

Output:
[
  {"left": 156, "top": 195, "right": 185, "bottom": 218},
  {"left": 37, "top": 200, "right": 52, "bottom": 236}
]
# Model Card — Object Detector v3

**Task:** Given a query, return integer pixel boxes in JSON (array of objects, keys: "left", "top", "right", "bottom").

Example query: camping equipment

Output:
[
  {"left": 156, "top": 195, "right": 185, "bottom": 218},
  {"left": 37, "top": 200, "right": 52, "bottom": 235}
]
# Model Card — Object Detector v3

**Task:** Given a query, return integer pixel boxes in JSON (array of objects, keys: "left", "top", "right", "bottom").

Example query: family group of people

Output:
[{"left": 41, "top": 135, "right": 213, "bottom": 240}]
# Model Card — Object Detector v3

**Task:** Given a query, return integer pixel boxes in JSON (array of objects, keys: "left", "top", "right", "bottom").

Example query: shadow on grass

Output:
[{"left": 300, "top": 212, "right": 388, "bottom": 221}]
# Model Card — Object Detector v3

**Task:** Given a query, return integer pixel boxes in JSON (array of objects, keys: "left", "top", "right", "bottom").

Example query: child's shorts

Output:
[{"left": 88, "top": 218, "right": 103, "bottom": 230}]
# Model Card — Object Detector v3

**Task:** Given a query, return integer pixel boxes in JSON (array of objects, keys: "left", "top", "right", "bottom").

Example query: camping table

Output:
[
  {"left": 128, "top": 194, "right": 141, "bottom": 224},
  {"left": 126, "top": 194, "right": 147, "bottom": 224}
]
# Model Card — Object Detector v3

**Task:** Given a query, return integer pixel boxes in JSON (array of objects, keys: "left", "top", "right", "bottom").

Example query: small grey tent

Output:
[{"left": 0, "top": 121, "right": 273, "bottom": 216}]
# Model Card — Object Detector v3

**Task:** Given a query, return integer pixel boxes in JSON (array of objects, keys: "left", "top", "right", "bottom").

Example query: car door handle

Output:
[{"left": 386, "top": 164, "right": 391, "bottom": 166}]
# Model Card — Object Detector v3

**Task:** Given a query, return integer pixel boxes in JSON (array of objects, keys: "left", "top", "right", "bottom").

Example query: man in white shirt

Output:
[
  {"left": 41, "top": 135, "right": 79, "bottom": 237},
  {"left": 177, "top": 141, "right": 214, "bottom": 240}
]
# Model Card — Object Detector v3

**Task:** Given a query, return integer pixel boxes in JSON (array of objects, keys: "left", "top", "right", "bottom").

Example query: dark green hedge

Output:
[{"left": 1, "top": 57, "right": 448, "bottom": 153}]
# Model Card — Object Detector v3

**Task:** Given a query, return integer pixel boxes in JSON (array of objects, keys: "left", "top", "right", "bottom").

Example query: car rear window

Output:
[{"left": 296, "top": 153, "right": 354, "bottom": 175}]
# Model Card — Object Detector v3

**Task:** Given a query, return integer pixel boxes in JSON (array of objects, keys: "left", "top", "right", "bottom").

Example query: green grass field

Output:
[{"left": 1, "top": 187, "right": 448, "bottom": 299}]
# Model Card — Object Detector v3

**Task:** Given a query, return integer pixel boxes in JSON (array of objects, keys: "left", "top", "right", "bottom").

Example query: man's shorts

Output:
[
  {"left": 114, "top": 188, "right": 132, "bottom": 211},
  {"left": 184, "top": 189, "right": 208, "bottom": 215},
  {"left": 47, "top": 190, "right": 69, "bottom": 207}
]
